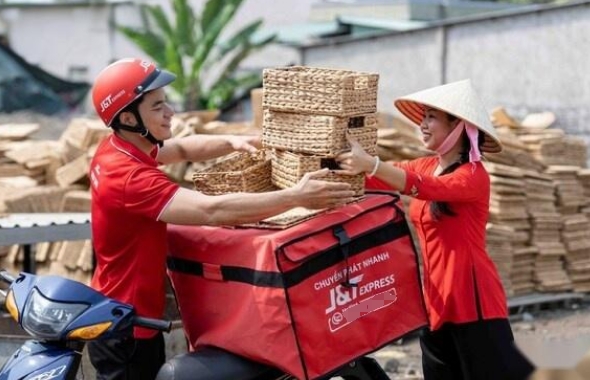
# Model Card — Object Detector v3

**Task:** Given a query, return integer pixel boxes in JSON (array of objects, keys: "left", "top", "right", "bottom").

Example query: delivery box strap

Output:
[
  {"left": 333, "top": 225, "right": 355, "bottom": 288},
  {"left": 275, "top": 193, "right": 402, "bottom": 252},
  {"left": 281, "top": 219, "right": 410, "bottom": 288},
  {"left": 167, "top": 257, "right": 285, "bottom": 287},
  {"left": 166, "top": 219, "right": 410, "bottom": 289}
]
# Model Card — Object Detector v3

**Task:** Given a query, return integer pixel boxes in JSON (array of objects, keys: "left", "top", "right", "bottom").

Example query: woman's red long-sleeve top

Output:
[{"left": 366, "top": 156, "right": 508, "bottom": 330}]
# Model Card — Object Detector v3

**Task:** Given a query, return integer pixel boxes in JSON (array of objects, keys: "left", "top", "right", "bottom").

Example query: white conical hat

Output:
[{"left": 394, "top": 79, "right": 502, "bottom": 153}]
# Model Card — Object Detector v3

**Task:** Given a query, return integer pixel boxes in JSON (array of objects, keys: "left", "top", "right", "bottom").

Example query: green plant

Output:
[{"left": 117, "top": 0, "right": 276, "bottom": 111}]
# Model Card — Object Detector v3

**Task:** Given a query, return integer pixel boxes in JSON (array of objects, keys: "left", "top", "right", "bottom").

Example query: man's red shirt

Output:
[
  {"left": 90, "top": 134, "right": 179, "bottom": 338},
  {"left": 366, "top": 156, "right": 508, "bottom": 330}
]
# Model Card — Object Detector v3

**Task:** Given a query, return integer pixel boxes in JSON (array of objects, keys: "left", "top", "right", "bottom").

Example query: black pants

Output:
[
  {"left": 88, "top": 332, "right": 166, "bottom": 380},
  {"left": 420, "top": 319, "right": 535, "bottom": 380}
]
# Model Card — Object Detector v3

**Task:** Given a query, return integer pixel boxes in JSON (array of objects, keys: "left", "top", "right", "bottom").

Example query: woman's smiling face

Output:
[{"left": 420, "top": 107, "right": 457, "bottom": 151}]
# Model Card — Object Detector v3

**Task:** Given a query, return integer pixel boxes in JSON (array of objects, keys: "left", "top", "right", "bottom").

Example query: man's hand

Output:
[
  {"left": 291, "top": 168, "right": 356, "bottom": 209},
  {"left": 227, "top": 135, "right": 262, "bottom": 153}
]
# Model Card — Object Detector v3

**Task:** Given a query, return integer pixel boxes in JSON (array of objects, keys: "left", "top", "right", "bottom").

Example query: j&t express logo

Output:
[{"left": 325, "top": 274, "right": 398, "bottom": 332}]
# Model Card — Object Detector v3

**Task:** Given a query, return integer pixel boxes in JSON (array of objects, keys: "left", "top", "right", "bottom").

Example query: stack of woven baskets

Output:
[
  {"left": 192, "top": 66, "right": 379, "bottom": 197},
  {"left": 262, "top": 66, "right": 379, "bottom": 197}
]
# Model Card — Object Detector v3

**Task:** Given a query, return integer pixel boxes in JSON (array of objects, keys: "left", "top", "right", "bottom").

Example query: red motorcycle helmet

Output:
[{"left": 92, "top": 58, "right": 176, "bottom": 126}]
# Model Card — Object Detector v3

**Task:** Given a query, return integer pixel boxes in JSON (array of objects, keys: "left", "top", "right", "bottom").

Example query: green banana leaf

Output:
[{"left": 116, "top": 0, "right": 276, "bottom": 111}]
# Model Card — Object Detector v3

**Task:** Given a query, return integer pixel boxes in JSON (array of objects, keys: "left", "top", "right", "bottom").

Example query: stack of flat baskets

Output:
[
  {"left": 263, "top": 66, "right": 379, "bottom": 197},
  {"left": 192, "top": 150, "right": 273, "bottom": 195}
]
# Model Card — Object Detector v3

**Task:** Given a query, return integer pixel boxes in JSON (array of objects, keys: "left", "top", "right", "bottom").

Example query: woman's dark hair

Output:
[{"left": 430, "top": 114, "right": 485, "bottom": 220}]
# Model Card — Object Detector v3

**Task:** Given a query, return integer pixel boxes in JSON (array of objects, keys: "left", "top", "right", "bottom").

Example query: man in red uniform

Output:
[
  {"left": 337, "top": 80, "right": 535, "bottom": 380},
  {"left": 88, "top": 58, "right": 355, "bottom": 380}
]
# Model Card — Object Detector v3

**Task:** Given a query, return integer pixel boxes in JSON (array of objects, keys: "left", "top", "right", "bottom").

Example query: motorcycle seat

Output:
[{"left": 155, "top": 346, "right": 285, "bottom": 380}]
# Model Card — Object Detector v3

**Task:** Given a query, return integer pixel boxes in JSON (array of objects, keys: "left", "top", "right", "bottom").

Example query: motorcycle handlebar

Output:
[{"left": 132, "top": 316, "right": 172, "bottom": 333}]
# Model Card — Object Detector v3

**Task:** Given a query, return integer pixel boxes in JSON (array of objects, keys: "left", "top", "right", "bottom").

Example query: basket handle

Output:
[
  {"left": 348, "top": 116, "right": 365, "bottom": 129},
  {"left": 320, "top": 158, "right": 341, "bottom": 170}
]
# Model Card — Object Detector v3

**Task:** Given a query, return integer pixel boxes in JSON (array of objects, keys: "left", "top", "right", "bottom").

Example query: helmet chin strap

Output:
[{"left": 116, "top": 110, "right": 163, "bottom": 147}]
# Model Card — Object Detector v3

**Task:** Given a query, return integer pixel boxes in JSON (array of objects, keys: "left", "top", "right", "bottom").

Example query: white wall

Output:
[
  {"left": 445, "top": 8, "right": 590, "bottom": 133},
  {"left": 301, "top": 2, "right": 590, "bottom": 144},
  {"left": 1, "top": 4, "right": 147, "bottom": 81},
  {"left": 1, "top": 1, "right": 316, "bottom": 82},
  {"left": 302, "top": 28, "right": 443, "bottom": 113}
]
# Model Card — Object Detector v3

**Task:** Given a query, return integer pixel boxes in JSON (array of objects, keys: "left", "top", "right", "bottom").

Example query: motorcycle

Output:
[
  {"left": 0, "top": 269, "right": 391, "bottom": 380},
  {"left": 0, "top": 269, "right": 171, "bottom": 380}
]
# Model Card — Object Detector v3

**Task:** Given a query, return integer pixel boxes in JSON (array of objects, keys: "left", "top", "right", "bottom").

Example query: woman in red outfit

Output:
[{"left": 337, "top": 80, "right": 535, "bottom": 380}]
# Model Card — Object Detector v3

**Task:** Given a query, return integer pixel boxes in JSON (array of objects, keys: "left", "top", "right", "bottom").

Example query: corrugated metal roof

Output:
[
  {"left": 256, "top": 22, "right": 342, "bottom": 45},
  {"left": 274, "top": 0, "right": 590, "bottom": 49},
  {"left": 0, "top": 213, "right": 90, "bottom": 229},
  {"left": 338, "top": 16, "right": 429, "bottom": 31},
  {"left": 0, "top": 213, "right": 91, "bottom": 246},
  {"left": 256, "top": 17, "right": 429, "bottom": 47}
]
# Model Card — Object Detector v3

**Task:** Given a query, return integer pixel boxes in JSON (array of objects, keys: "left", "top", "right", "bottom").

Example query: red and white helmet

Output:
[{"left": 91, "top": 58, "right": 176, "bottom": 126}]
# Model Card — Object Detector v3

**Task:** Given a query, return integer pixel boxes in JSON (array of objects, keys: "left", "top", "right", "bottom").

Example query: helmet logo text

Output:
[
  {"left": 100, "top": 94, "right": 113, "bottom": 112},
  {"left": 100, "top": 90, "right": 126, "bottom": 114},
  {"left": 140, "top": 60, "right": 152, "bottom": 72}
]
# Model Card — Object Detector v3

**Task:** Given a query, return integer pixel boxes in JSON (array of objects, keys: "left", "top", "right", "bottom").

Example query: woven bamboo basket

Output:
[
  {"left": 262, "top": 110, "right": 379, "bottom": 156},
  {"left": 262, "top": 66, "right": 379, "bottom": 117},
  {"left": 271, "top": 150, "right": 365, "bottom": 197},
  {"left": 192, "top": 151, "right": 273, "bottom": 195}
]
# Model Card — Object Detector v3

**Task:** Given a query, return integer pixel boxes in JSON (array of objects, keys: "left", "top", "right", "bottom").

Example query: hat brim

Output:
[
  {"left": 144, "top": 69, "right": 176, "bottom": 92},
  {"left": 394, "top": 99, "right": 502, "bottom": 154}
]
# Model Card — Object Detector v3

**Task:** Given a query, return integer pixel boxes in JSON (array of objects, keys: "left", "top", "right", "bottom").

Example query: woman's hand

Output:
[{"left": 336, "top": 133, "right": 377, "bottom": 175}]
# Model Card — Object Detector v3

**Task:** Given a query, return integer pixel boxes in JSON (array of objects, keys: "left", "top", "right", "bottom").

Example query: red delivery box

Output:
[{"left": 166, "top": 193, "right": 428, "bottom": 380}]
